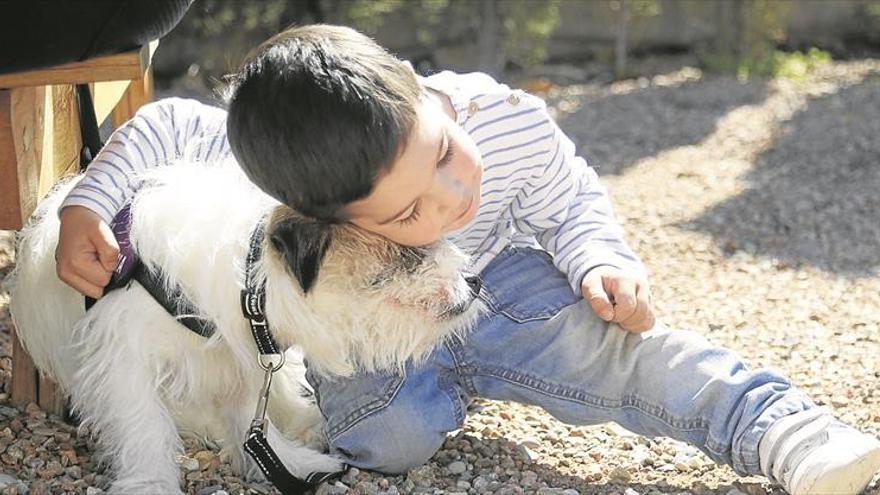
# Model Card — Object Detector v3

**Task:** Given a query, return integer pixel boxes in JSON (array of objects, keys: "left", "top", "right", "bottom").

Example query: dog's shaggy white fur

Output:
[{"left": 8, "top": 163, "right": 481, "bottom": 493}]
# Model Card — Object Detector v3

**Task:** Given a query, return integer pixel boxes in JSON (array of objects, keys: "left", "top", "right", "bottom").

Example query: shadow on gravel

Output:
[
  {"left": 683, "top": 74, "right": 880, "bottom": 276},
  {"left": 554, "top": 77, "right": 769, "bottom": 176},
  {"left": 442, "top": 431, "right": 784, "bottom": 494}
]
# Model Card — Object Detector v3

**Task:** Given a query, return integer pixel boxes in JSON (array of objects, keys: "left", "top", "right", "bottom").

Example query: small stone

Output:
[
  {"left": 407, "top": 465, "right": 435, "bottom": 488},
  {"left": 178, "top": 456, "right": 200, "bottom": 471},
  {"left": 25, "top": 403, "right": 44, "bottom": 417},
  {"left": 193, "top": 450, "right": 215, "bottom": 469},
  {"left": 65, "top": 465, "right": 82, "bottom": 479},
  {"left": 315, "top": 482, "right": 349, "bottom": 495},
  {"left": 197, "top": 485, "right": 223, "bottom": 495},
  {"left": 61, "top": 449, "right": 78, "bottom": 466},
  {"left": 624, "top": 489, "right": 640, "bottom": 495},
  {"left": 249, "top": 483, "right": 272, "bottom": 495},
  {"left": 0, "top": 475, "right": 18, "bottom": 488},
  {"left": 29, "top": 481, "right": 50, "bottom": 495},
  {"left": 520, "top": 437, "right": 542, "bottom": 450},
  {"left": 562, "top": 490, "right": 580, "bottom": 495},
  {"left": 4, "top": 445, "right": 23, "bottom": 461},
  {"left": 472, "top": 476, "right": 489, "bottom": 490},
  {"left": 608, "top": 465, "right": 632, "bottom": 483},
  {"left": 447, "top": 461, "right": 467, "bottom": 474}
]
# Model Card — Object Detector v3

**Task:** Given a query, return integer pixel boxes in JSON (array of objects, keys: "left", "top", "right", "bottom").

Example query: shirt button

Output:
[
  {"left": 467, "top": 101, "right": 480, "bottom": 115},
  {"left": 507, "top": 92, "right": 521, "bottom": 105}
]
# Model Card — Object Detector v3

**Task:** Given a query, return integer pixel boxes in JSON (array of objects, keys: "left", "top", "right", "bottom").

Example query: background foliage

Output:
[{"left": 152, "top": 0, "right": 880, "bottom": 95}]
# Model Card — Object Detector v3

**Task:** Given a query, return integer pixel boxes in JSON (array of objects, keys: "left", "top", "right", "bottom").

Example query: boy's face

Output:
[{"left": 346, "top": 89, "right": 483, "bottom": 247}]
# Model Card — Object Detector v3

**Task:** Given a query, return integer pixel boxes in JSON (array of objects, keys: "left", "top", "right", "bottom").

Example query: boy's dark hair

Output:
[{"left": 226, "top": 24, "right": 421, "bottom": 222}]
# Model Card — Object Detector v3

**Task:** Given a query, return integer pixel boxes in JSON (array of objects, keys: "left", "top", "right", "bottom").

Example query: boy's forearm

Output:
[
  {"left": 511, "top": 122, "right": 646, "bottom": 293},
  {"left": 537, "top": 171, "right": 647, "bottom": 293},
  {"left": 59, "top": 98, "right": 230, "bottom": 224}
]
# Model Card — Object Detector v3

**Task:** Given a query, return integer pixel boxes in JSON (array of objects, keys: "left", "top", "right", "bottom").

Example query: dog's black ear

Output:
[{"left": 268, "top": 217, "right": 332, "bottom": 293}]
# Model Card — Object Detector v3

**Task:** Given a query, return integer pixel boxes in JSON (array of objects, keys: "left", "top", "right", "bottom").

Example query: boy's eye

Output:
[
  {"left": 397, "top": 201, "right": 422, "bottom": 226},
  {"left": 438, "top": 141, "right": 455, "bottom": 168},
  {"left": 396, "top": 139, "right": 455, "bottom": 227}
]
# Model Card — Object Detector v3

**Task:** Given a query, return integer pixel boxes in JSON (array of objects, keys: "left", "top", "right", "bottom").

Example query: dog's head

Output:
[{"left": 264, "top": 206, "right": 482, "bottom": 376}]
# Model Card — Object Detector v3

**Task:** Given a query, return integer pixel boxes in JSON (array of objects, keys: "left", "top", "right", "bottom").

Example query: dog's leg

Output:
[
  {"left": 229, "top": 399, "right": 343, "bottom": 481},
  {"left": 264, "top": 419, "right": 344, "bottom": 478},
  {"left": 219, "top": 401, "right": 254, "bottom": 478},
  {"left": 269, "top": 351, "right": 328, "bottom": 451},
  {"left": 69, "top": 308, "right": 185, "bottom": 494}
]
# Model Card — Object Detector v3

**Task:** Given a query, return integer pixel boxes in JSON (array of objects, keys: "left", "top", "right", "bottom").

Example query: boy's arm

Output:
[
  {"left": 510, "top": 115, "right": 647, "bottom": 295},
  {"left": 56, "top": 98, "right": 229, "bottom": 297},
  {"left": 60, "top": 97, "right": 230, "bottom": 224}
]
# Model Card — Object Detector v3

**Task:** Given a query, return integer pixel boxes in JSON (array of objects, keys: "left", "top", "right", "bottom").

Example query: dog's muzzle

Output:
[{"left": 440, "top": 274, "right": 482, "bottom": 319}]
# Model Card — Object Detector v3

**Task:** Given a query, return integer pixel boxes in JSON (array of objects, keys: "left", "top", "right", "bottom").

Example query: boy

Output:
[{"left": 55, "top": 25, "right": 880, "bottom": 493}]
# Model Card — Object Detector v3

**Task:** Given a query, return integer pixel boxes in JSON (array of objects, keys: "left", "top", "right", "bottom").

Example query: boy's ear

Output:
[{"left": 268, "top": 213, "right": 332, "bottom": 293}]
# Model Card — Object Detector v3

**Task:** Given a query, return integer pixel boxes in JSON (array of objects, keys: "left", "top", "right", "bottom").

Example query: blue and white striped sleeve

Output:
[
  {"left": 510, "top": 114, "right": 646, "bottom": 293},
  {"left": 59, "top": 97, "right": 230, "bottom": 224}
]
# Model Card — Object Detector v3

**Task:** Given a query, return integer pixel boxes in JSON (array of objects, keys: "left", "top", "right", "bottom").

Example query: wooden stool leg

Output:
[
  {"left": 11, "top": 326, "right": 64, "bottom": 415},
  {"left": 10, "top": 325, "right": 37, "bottom": 407}
]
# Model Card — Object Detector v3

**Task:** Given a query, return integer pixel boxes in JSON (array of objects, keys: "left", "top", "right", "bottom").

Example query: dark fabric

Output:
[
  {"left": 242, "top": 219, "right": 283, "bottom": 355},
  {"left": 0, "top": 0, "right": 193, "bottom": 75},
  {"left": 87, "top": 202, "right": 218, "bottom": 338},
  {"left": 76, "top": 84, "right": 103, "bottom": 171},
  {"left": 132, "top": 263, "right": 218, "bottom": 338},
  {"left": 243, "top": 430, "right": 322, "bottom": 495}
]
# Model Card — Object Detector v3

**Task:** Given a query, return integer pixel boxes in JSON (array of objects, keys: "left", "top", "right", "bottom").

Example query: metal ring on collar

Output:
[{"left": 257, "top": 352, "right": 286, "bottom": 372}]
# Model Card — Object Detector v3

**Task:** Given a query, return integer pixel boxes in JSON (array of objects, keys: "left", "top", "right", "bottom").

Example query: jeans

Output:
[{"left": 306, "top": 246, "right": 814, "bottom": 476}]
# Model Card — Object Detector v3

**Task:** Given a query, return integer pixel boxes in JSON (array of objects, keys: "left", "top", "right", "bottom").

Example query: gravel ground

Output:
[{"left": 2, "top": 58, "right": 880, "bottom": 494}]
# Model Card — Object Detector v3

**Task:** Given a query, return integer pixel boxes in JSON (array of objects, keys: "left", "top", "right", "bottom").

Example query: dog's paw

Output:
[{"left": 300, "top": 452, "right": 345, "bottom": 476}]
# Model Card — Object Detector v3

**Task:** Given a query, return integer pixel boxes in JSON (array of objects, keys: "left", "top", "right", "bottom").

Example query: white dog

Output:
[{"left": 8, "top": 163, "right": 481, "bottom": 493}]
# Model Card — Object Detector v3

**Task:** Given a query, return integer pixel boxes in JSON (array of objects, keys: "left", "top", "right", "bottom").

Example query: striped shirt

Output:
[{"left": 62, "top": 71, "right": 645, "bottom": 293}]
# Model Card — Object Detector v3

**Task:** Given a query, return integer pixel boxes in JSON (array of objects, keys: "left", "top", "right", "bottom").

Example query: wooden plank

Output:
[
  {"left": 10, "top": 326, "right": 37, "bottom": 408},
  {"left": 92, "top": 80, "right": 133, "bottom": 126},
  {"left": 42, "top": 85, "right": 82, "bottom": 195},
  {"left": 0, "top": 86, "right": 47, "bottom": 230},
  {"left": 111, "top": 67, "right": 154, "bottom": 128},
  {"left": 0, "top": 90, "right": 22, "bottom": 229},
  {"left": 37, "top": 377, "right": 65, "bottom": 416},
  {"left": 0, "top": 41, "right": 158, "bottom": 89}
]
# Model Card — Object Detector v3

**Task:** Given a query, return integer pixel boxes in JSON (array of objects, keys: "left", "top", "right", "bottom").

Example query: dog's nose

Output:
[{"left": 465, "top": 275, "right": 482, "bottom": 296}]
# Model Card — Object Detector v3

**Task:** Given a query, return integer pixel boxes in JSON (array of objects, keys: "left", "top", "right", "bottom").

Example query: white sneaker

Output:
[{"left": 759, "top": 408, "right": 880, "bottom": 495}]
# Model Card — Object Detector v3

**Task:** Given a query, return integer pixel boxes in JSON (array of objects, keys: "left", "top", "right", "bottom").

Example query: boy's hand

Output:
[
  {"left": 56, "top": 206, "right": 119, "bottom": 299},
  {"left": 582, "top": 266, "right": 655, "bottom": 332}
]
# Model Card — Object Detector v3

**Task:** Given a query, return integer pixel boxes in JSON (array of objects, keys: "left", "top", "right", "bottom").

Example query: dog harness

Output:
[{"left": 92, "top": 204, "right": 343, "bottom": 494}]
